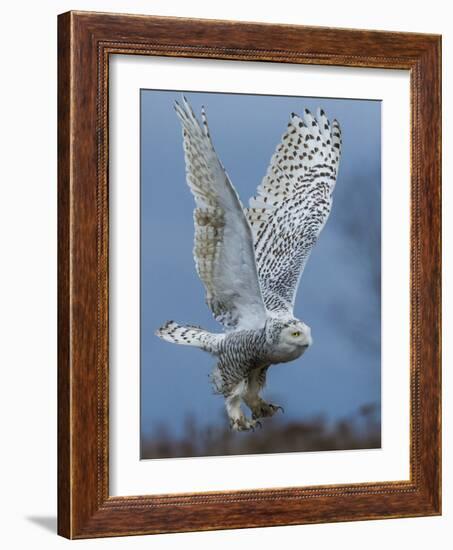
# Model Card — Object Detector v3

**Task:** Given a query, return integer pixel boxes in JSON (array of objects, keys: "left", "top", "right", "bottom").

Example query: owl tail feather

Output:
[{"left": 155, "top": 321, "right": 221, "bottom": 353}]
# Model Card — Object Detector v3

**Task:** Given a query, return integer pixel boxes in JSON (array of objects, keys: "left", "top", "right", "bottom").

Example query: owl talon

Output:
[
  {"left": 252, "top": 400, "right": 284, "bottom": 419},
  {"left": 230, "top": 416, "right": 260, "bottom": 432}
]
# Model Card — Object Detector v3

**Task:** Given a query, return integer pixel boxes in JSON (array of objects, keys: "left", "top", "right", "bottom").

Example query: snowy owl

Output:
[{"left": 156, "top": 96, "right": 342, "bottom": 431}]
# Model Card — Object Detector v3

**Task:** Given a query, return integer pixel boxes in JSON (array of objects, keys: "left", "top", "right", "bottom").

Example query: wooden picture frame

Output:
[{"left": 58, "top": 10, "right": 441, "bottom": 539}]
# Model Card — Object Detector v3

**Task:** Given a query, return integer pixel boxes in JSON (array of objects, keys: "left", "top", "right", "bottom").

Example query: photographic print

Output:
[
  {"left": 58, "top": 13, "right": 441, "bottom": 537},
  {"left": 140, "top": 90, "right": 381, "bottom": 459}
]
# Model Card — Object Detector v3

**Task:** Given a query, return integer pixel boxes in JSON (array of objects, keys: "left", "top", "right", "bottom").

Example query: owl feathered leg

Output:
[
  {"left": 243, "top": 367, "right": 284, "bottom": 420},
  {"left": 225, "top": 380, "right": 261, "bottom": 431}
]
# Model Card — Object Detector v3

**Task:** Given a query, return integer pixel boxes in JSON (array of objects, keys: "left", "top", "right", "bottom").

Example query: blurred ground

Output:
[{"left": 141, "top": 402, "right": 380, "bottom": 459}]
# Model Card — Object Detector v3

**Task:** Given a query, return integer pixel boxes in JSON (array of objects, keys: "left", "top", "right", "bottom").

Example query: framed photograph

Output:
[{"left": 58, "top": 11, "right": 441, "bottom": 539}]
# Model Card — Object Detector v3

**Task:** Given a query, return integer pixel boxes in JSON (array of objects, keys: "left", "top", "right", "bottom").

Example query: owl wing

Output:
[
  {"left": 246, "top": 108, "right": 342, "bottom": 315},
  {"left": 175, "top": 97, "right": 267, "bottom": 331}
]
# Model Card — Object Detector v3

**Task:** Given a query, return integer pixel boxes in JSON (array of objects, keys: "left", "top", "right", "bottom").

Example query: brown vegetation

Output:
[{"left": 141, "top": 403, "right": 380, "bottom": 459}]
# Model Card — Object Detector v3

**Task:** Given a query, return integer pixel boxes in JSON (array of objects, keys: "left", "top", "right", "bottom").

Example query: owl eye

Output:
[{"left": 291, "top": 331, "right": 301, "bottom": 337}]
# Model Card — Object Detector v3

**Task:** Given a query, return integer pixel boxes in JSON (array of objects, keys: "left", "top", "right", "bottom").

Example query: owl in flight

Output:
[{"left": 156, "top": 96, "right": 342, "bottom": 431}]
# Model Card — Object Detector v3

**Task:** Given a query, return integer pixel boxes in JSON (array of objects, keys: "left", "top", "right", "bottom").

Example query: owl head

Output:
[{"left": 265, "top": 317, "right": 312, "bottom": 351}]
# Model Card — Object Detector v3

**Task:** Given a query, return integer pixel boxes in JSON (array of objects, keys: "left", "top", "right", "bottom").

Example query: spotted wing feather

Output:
[
  {"left": 246, "top": 108, "right": 342, "bottom": 314},
  {"left": 175, "top": 96, "right": 267, "bottom": 330}
]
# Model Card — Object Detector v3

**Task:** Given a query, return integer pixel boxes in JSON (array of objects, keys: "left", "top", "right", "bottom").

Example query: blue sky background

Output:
[{"left": 140, "top": 89, "right": 381, "bottom": 448}]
